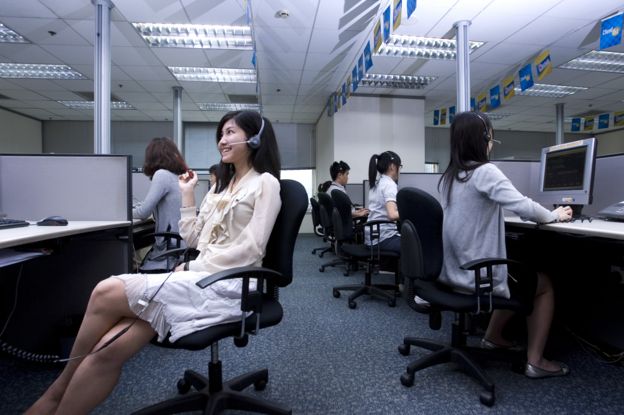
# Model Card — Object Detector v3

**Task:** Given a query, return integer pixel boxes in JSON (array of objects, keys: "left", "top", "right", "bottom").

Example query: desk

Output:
[
  {"left": 504, "top": 216, "right": 624, "bottom": 351},
  {"left": 0, "top": 221, "right": 132, "bottom": 358}
]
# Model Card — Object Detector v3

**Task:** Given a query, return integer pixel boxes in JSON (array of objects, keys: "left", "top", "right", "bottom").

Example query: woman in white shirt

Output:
[{"left": 27, "top": 111, "right": 282, "bottom": 414}]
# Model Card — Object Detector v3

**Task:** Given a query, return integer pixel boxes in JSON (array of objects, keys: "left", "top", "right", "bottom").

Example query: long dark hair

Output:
[
  {"left": 439, "top": 111, "right": 492, "bottom": 203},
  {"left": 368, "top": 151, "right": 401, "bottom": 189},
  {"left": 142, "top": 137, "right": 188, "bottom": 178},
  {"left": 214, "top": 110, "right": 281, "bottom": 193}
]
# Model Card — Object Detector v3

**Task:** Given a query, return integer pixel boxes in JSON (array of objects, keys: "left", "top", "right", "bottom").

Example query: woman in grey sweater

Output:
[
  {"left": 439, "top": 112, "right": 572, "bottom": 379},
  {"left": 133, "top": 137, "right": 188, "bottom": 271}
]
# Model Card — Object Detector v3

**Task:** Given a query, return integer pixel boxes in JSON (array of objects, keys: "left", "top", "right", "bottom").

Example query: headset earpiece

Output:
[
  {"left": 246, "top": 117, "right": 264, "bottom": 149},
  {"left": 475, "top": 113, "right": 491, "bottom": 142}
]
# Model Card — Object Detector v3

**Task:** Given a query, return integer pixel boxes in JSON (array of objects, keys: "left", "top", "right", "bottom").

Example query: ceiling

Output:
[{"left": 0, "top": 0, "right": 624, "bottom": 132}]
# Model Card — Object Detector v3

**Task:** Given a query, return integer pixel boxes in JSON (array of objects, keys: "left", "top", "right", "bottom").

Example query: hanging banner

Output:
[
  {"left": 364, "top": 41, "right": 374, "bottom": 71},
  {"left": 383, "top": 5, "right": 392, "bottom": 42},
  {"left": 470, "top": 97, "right": 476, "bottom": 112},
  {"left": 449, "top": 105, "right": 456, "bottom": 123},
  {"left": 373, "top": 19, "right": 383, "bottom": 52},
  {"left": 477, "top": 93, "right": 487, "bottom": 112},
  {"left": 614, "top": 111, "right": 624, "bottom": 127},
  {"left": 600, "top": 12, "right": 623, "bottom": 50},
  {"left": 336, "top": 90, "right": 341, "bottom": 110},
  {"left": 519, "top": 63, "right": 534, "bottom": 91},
  {"left": 347, "top": 76, "right": 352, "bottom": 98},
  {"left": 393, "top": 0, "right": 402, "bottom": 31},
  {"left": 440, "top": 107, "right": 447, "bottom": 125},
  {"left": 341, "top": 83, "right": 347, "bottom": 105},
  {"left": 358, "top": 55, "right": 364, "bottom": 81},
  {"left": 433, "top": 109, "right": 440, "bottom": 126},
  {"left": 352, "top": 67, "right": 359, "bottom": 92},
  {"left": 535, "top": 49, "right": 552, "bottom": 81},
  {"left": 407, "top": 0, "right": 417, "bottom": 19},
  {"left": 334, "top": 92, "right": 339, "bottom": 112},
  {"left": 489, "top": 85, "right": 501, "bottom": 109},
  {"left": 503, "top": 76, "right": 515, "bottom": 101},
  {"left": 583, "top": 117, "right": 594, "bottom": 131},
  {"left": 598, "top": 113, "right": 610, "bottom": 129},
  {"left": 570, "top": 118, "right": 581, "bottom": 132},
  {"left": 327, "top": 95, "right": 334, "bottom": 117}
]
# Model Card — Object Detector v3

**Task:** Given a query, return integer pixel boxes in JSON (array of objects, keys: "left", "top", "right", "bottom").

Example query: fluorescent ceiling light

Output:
[
  {"left": 513, "top": 83, "right": 587, "bottom": 98},
  {"left": 0, "top": 63, "right": 85, "bottom": 79},
  {"left": 559, "top": 50, "right": 624, "bottom": 74},
  {"left": 483, "top": 112, "right": 512, "bottom": 120},
  {"left": 58, "top": 101, "right": 135, "bottom": 110},
  {"left": 376, "top": 35, "right": 484, "bottom": 59},
  {"left": 360, "top": 73, "right": 437, "bottom": 89},
  {"left": 133, "top": 23, "right": 252, "bottom": 50},
  {"left": 0, "top": 23, "right": 29, "bottom": 43},
  {"left": 169, "top": 66, "right": 256, "bottom": 83},
  {"left": 198, "top": 103, "right": 260, "bottom": 111}
]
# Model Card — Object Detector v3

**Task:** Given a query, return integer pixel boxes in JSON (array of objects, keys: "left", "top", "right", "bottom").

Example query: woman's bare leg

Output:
[
  {"left": 25, "top": 277, "right": 142, "bottom": 414},
  {"left": 484, "top": 309, "right": 515, "bottom": 347}
]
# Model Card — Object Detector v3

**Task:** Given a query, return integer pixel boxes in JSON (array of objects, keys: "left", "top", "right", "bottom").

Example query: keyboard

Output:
[{"left": 0, "top": 218, "right": 30, "bottom": 230}]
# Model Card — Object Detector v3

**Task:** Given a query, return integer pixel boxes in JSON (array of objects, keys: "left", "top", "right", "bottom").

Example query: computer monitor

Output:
[{"left": 537, "top": 137, "right": 597, "bottom": 217}]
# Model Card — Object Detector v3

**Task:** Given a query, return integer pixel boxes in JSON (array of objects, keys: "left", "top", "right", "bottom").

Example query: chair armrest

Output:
[
  {"left": 460, "top": 257, "right": 522, "bottom": 270},
  {"left": 150, "top": 247, "right": 199, "bottom": 263},
  {"left": 149, "top": 231, "right": 183, "bottom": 241}
]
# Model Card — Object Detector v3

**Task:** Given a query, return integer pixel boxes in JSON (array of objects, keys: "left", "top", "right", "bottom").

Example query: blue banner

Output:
[
  {"left": 598, "top": 113, "right": 610, "bottom": 129},
  {"left": 327, "top": 96, "right": 334, "bottom": 117},
  {"left": 364, "top": 42, "right": 373, "bottom": 71},
  {"left": 489, "top": 85, "right": 501, "bottom": 109},
  {"left": 519, "top": 63, "right": 534, "bottom": 91},
  {"left": 600, "top": 12, "right": 623, "bottom": 50},
  {"left": 341, "top": 83, "right": 347, "bottom": 105},
  {"left": 358, "top": 55, "right": 364, "bottom": 81},
  {"left": 433, "top": 109, "right": 440, "bottom": 126},
  {"left": 352, "top": 66, "right": 359, "bottom": 92},
  {"left": 470, "top": 97, "right": 475, "bottom": 112},
  {"left": 407, "top": 0, "right": 417, "bottom": 19},
  {"left": 383, "top": 6, "right": 391, "bottom": 42},
  {"left": 449, "top": 106, "right": 456, "bottom": 123},
  {"left": 571, "top": 118, "right": 581, "bottom": 132}
]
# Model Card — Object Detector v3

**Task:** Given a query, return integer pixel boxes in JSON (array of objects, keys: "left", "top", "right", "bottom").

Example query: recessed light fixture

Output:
[
  {"left": 198, "top": 103, "right": 260, "bottom": 111},
  {"left": 0, "top": 23, "right": 29, "bottom": 43},
  {"left": 483, "top": 112, "right": 512, "bottom": 120},
  {"left": 513, "top": 83, "right": 587, "bottom": 98},
  {"left": 559, "top": 50, "right": 624, "bottom": 74},
  {"left": 275, "top": 10, "right": 290, "bottom": 18},
  {"left": 58, "top": 101, "right": 135, "bottom": 110},
  {"left": 376, "top": 35, "right": 484, "bottom": 59},
  {"left": 360, "top": 73, "right": 437, "bottom": 89},
  {"left": 169, "top": 67, "right": 256, "bottom": 83},
  {"left": 0, "top": 63, "right": 85, "bottom": 80},
  {"left": 133, "top": 23, "right": 252, "bottom": 50}
]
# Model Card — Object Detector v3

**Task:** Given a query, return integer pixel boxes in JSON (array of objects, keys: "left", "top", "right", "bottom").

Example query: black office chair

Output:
[
  {"left": 331, "top": 189, "right": 399, "bottom": 308},
  {"left": 396, "top": 187, "right": 532, "bottom": 406},
  {"left": 317, "top": 192, "right": 346, "bottom": 273},
  {"left": 137, "top": 229, "right": 186, "bottom": 273},
  {"left": 309, "top": 197, "right": 331, "bottom": 257},
  {"left": 133, "top": 179, "right": 308, "bottom": 415}
]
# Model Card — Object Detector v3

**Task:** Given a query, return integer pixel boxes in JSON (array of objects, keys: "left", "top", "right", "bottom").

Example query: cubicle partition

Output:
[
  {"left": 132, "top": 171, "right": 209, "bottom": 207},
  {"left": 345, "top": 182, "right": 364, "bottom": 206},
  {"left": 0, "top": 154, "right": 131, "bottom": 221}
]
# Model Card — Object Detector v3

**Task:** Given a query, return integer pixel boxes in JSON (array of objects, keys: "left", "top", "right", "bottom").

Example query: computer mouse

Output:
[{"left": 37, "top": 215, "right": 69, "bottom": 226}]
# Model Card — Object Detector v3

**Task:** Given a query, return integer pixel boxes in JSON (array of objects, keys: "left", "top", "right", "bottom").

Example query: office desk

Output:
[
  {"left": 504, "top": 216, "right": 624, "bottom": 351},
  {"left": 0, "top": 221, "right": 132, "bottom": 359}
]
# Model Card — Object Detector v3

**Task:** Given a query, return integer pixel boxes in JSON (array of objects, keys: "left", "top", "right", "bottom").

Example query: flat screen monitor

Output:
[{"left": 537, "top": 137, "right": 596, "bottom": 212}]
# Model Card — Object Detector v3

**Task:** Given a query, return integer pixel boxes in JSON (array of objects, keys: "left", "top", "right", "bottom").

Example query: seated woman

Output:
[
  {"left": 133, "top": 137, "right": 188, "bottom": 272},
  {"left": 26, "top": 110, "right": 282, "bottom": 414},
  {"left": 438, "top": 111, "right": 572, "bottom": 379},
  {"left": 365, "top": 151, "right": 402, "bottom": 255}
]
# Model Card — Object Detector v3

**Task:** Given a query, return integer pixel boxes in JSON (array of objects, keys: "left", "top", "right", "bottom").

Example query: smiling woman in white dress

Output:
[{"left": 26, "top": 110, "right": 283, "bottom": 415}]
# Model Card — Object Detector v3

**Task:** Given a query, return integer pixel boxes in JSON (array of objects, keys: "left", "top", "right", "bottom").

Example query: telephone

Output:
[{"left": 597, "top": 201, "right": 624, "bottom": 221}]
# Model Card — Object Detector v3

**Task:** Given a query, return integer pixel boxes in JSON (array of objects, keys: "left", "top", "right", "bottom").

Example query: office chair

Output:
[
  {"left": 137, "top": 230, "right": 187, "bottom": 273},
  {"left": 331, "top": 189, "right": 399, "bottom": 308},
  {"left": 396, "top": 187, "right": 531, "bottom": 406},
  {"left": 309, "top": 197, "right": 331, "bottom": 257},
  {"left": 133, "top": 179, "right": 308, "bottom": 415},
  {"left": 317, "top": 192, "right": 346, "bottom": 273}
]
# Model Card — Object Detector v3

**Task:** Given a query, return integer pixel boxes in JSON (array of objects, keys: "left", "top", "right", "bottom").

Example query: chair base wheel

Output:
[
  {"left": 348, "top": 301, "right": 357, "bottom": 309},
  {"left": 398, "top": 343, "right": 410, "bottom": 356},
  {"left": 332, "top": 289, "right": 340, "bottom": 298},
  {"left": 319, "top": 266, "right": 325, "bottom": 272},
  {"left": 176, "top": 378, "right": 191, "bottom": 394},
  {"left": 480, "top": 390, "right": 495, "bottom": 406},
  {"left": 400, "top": 372, "right": 414, "bottom": 387},
  {"left": 254, "top": 379, "right": 267, "bottom": 391}
]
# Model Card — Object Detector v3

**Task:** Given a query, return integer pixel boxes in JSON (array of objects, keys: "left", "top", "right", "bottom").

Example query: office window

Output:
[
  {"left": 281, "top": 169, "right": 314, "bottom": 209},
  {"left": 184, "top": 123, "right": 220, "bottom": 171}
]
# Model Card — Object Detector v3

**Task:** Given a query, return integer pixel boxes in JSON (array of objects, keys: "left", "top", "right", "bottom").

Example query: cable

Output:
[{"left": 565, "top": 326, "right": 624, "bottom": 365}]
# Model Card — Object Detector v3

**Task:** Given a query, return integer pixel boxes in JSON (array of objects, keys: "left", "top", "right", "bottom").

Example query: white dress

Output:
[{"left": 114, "top": 170, "right": 281, "bottom": 342}]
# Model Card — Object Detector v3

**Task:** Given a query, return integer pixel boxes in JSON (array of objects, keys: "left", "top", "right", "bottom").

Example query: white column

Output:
[
  {"left": 93, "top": 0, "right": 114, "bottom": 154},
  {"left": 172, "top": 86, "right": 183, "bottom": 149},
  {"left": 454, "top": 20, "right": 471, "bottom": 112},
  {"left": 555, "top": 103, "right": 565, "bottom": 144}
]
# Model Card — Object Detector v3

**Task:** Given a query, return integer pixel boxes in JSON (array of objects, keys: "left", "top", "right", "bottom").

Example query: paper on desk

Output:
[{"left": 0, "top": 249, "right": 47, "bottom": 267}]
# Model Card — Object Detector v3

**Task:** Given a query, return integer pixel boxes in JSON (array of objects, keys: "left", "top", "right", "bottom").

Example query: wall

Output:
[
  {"left": 315, "top": 110, "right": 334, "bottom": 189},
  {"left": 592, "top": 129, "right": 624, "bottom": 156},
  {"left": 0, "top": 107, "right": 42, "bottom": 153}
]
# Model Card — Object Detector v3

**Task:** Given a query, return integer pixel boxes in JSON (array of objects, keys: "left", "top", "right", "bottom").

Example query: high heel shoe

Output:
[{"left": 524, "top": 361, "right": 570, "bottom": 379}]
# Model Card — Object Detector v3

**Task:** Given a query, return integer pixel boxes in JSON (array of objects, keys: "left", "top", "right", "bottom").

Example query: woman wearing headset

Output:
[
  {"left": 27, "top": 110, "right": 282, "bottom": 414},
  {"left": 438, "top": 111, "right": 572, "bottom": 379}
]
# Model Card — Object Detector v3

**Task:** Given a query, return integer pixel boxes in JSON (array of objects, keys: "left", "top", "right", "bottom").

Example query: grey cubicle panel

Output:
[
  {"left": 397, "top": 173, "right": 443, "bottom": 202},
  {"left": 492, "top": 160, "right": 540, "bottom": 200},
  {"left": 585, "top": 153, "right": 624, "bottom": 216},
  {"left": 344, "top": 183, "right": 364, "bottom": 206},
  {"left": 132, "top": 171, "right": 152, "bottom": 202},
  {"left": 0, "top": 154, "right": 131, "bottom": 221}
]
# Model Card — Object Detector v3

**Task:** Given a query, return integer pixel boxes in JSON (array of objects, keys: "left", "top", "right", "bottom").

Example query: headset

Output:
[
  {"left": 474, "top": 113, "right": 491, "bottom": 142},
  {"left": 246, "top": 117, "right": 264, "bottom": 149}
]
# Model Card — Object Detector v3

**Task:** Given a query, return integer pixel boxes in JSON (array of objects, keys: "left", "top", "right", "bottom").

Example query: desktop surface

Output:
[{"left": 504, "top": 215, "right": 624, "bottom": 240}]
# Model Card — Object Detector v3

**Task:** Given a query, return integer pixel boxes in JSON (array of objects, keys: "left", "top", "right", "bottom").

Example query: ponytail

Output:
[
  {"left": 369, "top": 151, "right": 402, "bottom": 189},
  {"left": 368, "top": 154, "right": 379, "bottom": 189}
]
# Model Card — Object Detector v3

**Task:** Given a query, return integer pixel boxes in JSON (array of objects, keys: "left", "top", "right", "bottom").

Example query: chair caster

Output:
[
  {"left": 332, "top": 289, "right": 340, "bottom": 298},
  {"left": 348, "top": 301, "right": 357, "bottom": 309},
  {"left": 479, "top": 390, "right": 495, "bottom": 406},
  {"left": 319, "top": 266, "right": 325, "bottom": 272},
  {"left": 254, "top": 379, "right": 267, "bottom": 391},
  {"left": 400, "top": 372, "right": 414, "bottom": 387},
  {"left": 398, "top": 343, "right": 410, "bottom": 356},
  {"left": 388, "top": 299, "right": 396, "bottom": 307},
  {"left": 177, "top": 378, "right": 191, "bottom": 394}
]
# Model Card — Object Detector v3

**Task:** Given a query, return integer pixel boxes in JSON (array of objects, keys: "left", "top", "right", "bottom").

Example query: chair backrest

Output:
[
  {"left": 397, "top": 187, "right": 443, "bottom": 281},
  {"left": 330, "top": 189, "right": 355, "bottom": 241},
  {"left": 262, "top": 179, "right": 308, "bottom": 287},
  {"left": 317, "top": 192, "right": 335, "bottom": 235},
  {"left": 309, "top": 197, "right": 321, "bottom": 227}
]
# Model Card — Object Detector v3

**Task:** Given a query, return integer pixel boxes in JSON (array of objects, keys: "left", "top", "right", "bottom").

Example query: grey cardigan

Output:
[{"left": 439, "top": 163, "right": 557, "bottom": 298}]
